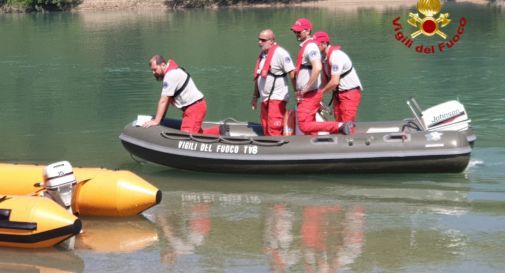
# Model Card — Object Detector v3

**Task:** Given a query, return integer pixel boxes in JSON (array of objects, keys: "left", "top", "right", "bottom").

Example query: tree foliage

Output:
[
  {"left": 1, "top": 0, "right": 314, "bottom": 12},
  {"left": 170, "top": 0, "right": 312, "bottom": 8},
  {"left": 1, "top": 0, "right": 81, "bottom": 11}
]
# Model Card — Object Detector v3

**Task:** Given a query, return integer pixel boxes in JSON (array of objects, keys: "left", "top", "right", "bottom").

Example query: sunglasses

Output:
[{"left": 258, "top": 38, "right": 271, "bottom": 42}]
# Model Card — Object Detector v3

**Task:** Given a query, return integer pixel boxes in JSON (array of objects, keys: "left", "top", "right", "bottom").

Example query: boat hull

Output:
[
  {"left": 0, "top": 196, "right": 81, "bottom": 248},
  {"left": 120, "top": 119, "right": 472, "bottom": 174},
  {"left": 122, "top": 140, "right": 470, "bottom": 173}
]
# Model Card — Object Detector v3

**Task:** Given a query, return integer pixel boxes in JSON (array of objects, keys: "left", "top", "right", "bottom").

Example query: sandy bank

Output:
[
  {"left": 74, "top": 0, "right": 490, "bottom": 12},
  {"left": 75, "top": 0, "right": 168, "bottom": 11}
]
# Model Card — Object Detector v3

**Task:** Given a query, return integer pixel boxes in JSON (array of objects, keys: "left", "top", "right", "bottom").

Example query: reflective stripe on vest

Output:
[
  {"left": 164, "top": 59, "right": 191, "bottom": 99},
  {"left": 324, "top": 45, "right": 353, "bottom": 83},
  {"left": 254, "top": 44, "right": 279, "bottom": 80},
  {"left": 295, "top": 39, "right": 317, "bottom": 76}
]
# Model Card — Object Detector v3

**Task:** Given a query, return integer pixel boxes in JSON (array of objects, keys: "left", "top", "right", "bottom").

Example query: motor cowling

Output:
[
  {"left": 43, "top": 161, "right": 77, "bottom": 211},
  {"left": 421, "top": 100, "right": 471, "bottom": 132}
]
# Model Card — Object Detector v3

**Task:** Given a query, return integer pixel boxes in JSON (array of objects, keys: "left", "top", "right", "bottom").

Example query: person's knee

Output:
[
  {"left": 298, "top": 121, "right": 311, "bottom": 133},
  {"left": 181, "top": 121, "right": 200, "bottom": 134},
  {"left": 270, "top": 119, "right": 283, "bottom": 131}
]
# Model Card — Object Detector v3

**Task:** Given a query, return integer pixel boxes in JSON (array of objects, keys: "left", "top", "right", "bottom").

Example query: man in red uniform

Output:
[
  {"left": 314, "top": 31, "right": 363, "bottom": 122},
  {"left": 252, "top": 29, "right": 296, "bottom": 136},
  {"left": 291, "top": 19, "right": 353, "bottom": 135},
  {"left": 143, "top": 54, "right": 219, "bottom": 135}
]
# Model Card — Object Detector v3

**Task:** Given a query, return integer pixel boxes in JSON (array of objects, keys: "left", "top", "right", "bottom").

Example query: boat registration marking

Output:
[
  {"left": 177, "top": 141, "right": 258, "bottom": 155},
  {"left": 425, "top": 143, "right": 445, "bottom": 148}
]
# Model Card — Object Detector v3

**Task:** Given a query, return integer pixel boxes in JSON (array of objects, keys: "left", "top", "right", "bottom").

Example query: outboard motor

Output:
[
  {"left": 407, "top": 97, "right": 471, "bottom": 132},
  {"left": 43, "top": 161, "right": 77, "bottom": 212}
]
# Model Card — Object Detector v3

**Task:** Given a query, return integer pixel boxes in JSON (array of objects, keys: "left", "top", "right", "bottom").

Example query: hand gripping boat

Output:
[
  {"left": 119, "top": 98, "right": 475, "bottom": 174},
  {"left": 0, "top": 162, "right": 161, "bottom": 216},
  {"left": 0, "top": 195, "right": 81, "bottom": 248}
]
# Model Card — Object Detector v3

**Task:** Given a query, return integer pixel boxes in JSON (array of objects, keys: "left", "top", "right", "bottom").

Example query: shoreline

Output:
[
  {"left": 74, "top": 0, "right": 489, "bottom": 11},
  {"left": 0, "top": 0, "right": 491, "bottom": 13}
]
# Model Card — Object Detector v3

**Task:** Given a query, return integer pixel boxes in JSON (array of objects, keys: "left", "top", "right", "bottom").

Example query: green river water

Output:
[{"left": 0, "top": 3, "right": 504, "bottom": 272}]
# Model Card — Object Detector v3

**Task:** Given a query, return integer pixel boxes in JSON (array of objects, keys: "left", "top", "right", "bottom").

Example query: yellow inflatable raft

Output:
[
  {"left": 0, "top": 163, "right": 161, "bottom": 217},
  {"left": 0, "top": 195, "right": 81, "bottom": 248}
]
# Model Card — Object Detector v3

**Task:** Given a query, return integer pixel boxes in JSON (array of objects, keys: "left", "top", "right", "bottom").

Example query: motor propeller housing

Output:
[
  {"left": 43, "top": 161, "right": 77, "bottom": 211},
  {"left": 421, "top": 100, "right": 470, "bottom": 132}
]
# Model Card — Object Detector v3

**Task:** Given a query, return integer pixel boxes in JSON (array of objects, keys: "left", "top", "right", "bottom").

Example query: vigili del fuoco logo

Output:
[{"left": 392, "top": 0, "right": 467, "bottom": 54}]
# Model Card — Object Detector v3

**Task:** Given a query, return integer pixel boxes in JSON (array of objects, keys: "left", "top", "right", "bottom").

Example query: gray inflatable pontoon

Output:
[{"left": 119, "top": 98, "right": 475, "bottom": 174}]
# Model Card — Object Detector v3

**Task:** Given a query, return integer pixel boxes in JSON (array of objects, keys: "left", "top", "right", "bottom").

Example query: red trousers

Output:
[
  {"left": 181, "top": 99, "right": 207, "bottom": 134},
  {"left": 181, "top": 99, "right": 220, "bottom": 135},
  {"left": 297, "top": 90, "right": 341, "bottom": 135},
  {"left": 333, "top": 89, "right": 361, "bottom": 122},
  {"left": 261, "top": 100, "right": 287, "bottom": 136}
]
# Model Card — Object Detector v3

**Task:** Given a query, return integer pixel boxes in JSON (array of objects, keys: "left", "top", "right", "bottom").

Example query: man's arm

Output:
[
  {"left": 143, "top": 96, "right": 172, "bottom": 128},
  {"left": 251, "top": 80, "right": 260, "bottom": 110},
  {"left": 319, "top": 74, "right": 340, "bottom": 94},
  {"left": 289, "top": 70, "right": 296, "bottom": 93},
  {"left": 301, "top": 59, "right": 322, "bottom": 94}
]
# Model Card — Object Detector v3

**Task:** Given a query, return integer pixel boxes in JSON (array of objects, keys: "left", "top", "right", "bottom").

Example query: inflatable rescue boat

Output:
[
  {"left": 119, "top": 98, "right": 475, "bottom": 173},
  {"left": 0, "top": 195, "right": 81, "bottom": 248},
  {"left": 0, "top": 163, "right": 161, "bottom": 216}
]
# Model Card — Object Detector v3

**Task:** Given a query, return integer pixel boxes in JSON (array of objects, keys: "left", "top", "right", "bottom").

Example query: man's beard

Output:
[{"left": 154, "top": 74, "right": 163, "bottom": 81}]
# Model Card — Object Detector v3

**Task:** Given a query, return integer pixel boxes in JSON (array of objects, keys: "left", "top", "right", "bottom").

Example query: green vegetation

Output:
[
  {"left": 170, "top": 0, "right": 313, "bottom": 8},
  {"left": 0, "top": 0, "right": 314, "bottom": 12},
  {"left": 0, "top": 0, "right": 81, "bottom": 11}
]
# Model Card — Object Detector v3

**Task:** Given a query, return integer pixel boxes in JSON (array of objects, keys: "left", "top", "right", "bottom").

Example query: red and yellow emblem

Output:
[{"left": 407, "top": 0, "right": 451, "bottom": 39}]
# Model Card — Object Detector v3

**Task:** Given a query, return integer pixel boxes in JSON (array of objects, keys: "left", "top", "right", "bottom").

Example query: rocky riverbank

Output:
[
  {"left": 74, "top": 0, "right": 420, "bottom": 11},
  {"left": 73, "top": 0, "right": 490, "bottom": 11},
  {"left": 1, "top": 0, "right": 491, "bottom": 13}
]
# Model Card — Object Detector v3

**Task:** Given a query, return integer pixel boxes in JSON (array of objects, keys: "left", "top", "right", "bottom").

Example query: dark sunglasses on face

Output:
[{"left": 258, "top": 38, "right": 270, "bottom": 42}]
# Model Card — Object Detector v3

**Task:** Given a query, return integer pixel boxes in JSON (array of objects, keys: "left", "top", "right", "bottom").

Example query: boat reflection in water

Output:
[
  {"left": 264, "top": 204, "right": 365, "bottom": 273},
  {"left": 151, "top": 189, "right": 468, "bottom": 272},
  {"left": 153, "top": 202, "right": 212, "bottom": 266},
  {"left": 151, "top": 191, "right": 366, "bottom": 271},
  {"left": 75, "top": 216, "right": 158, "bottom": 253},
  {"left": 0, "top": 248, "right": 84, "bottom": 273}
]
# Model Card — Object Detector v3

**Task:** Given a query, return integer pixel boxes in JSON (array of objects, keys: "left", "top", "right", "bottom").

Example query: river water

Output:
[{"left": 1, "top": 2, "right": 504, "bottom": 273}]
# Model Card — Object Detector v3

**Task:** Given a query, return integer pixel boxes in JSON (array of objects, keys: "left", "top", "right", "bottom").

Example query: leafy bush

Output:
[
  {"left": 3, "top": 0, "right": 81, "bottom": 11},
  {"left": 1, "top": 0, "right": 314, "bottom": 12}
]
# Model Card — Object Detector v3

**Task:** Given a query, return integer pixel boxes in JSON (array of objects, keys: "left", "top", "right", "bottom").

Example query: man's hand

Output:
[
  {"left": 142, "top": 119, "right": 160, "bottom": 128},
  {"left": 251, "top": 97, "right": 258, "bottom": 110},
  {"left": 296, "top": 90, "right": 303, "bottom": 102}
]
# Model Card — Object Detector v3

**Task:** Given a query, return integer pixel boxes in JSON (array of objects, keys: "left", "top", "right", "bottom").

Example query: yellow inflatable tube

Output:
[
  {"left": 0, "top": 163, "right": 161, "bottom": 217},
  {"left": 0, "top": 195, "right": 81, "bottom": 248}
]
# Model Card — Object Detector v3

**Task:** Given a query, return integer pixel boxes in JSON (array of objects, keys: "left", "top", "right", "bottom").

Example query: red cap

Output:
[
  {"left": 313, "top": 31, "right": 331, "bottom": 44},
  {"left": 291, "top": 18, "right": 313, "bottom": 32}
]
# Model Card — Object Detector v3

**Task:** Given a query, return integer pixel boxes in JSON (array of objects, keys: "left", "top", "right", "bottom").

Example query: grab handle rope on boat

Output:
[
  {"left": 161, "top": 131, "right": 221, "bottom": 143},
  {"left": 190, "top": 135, "right": 221, "bottom": 144},
  {"left": 219, "top": 137, "right": 252, "bottom": 145},
  {"left": 160, "top": 131, "right": 192, "bottom": 141},
  {"left": 251, "top": 138, "right": 287, "bottom": 147},
  {"left": 161, "top": 131, "right": 287, "bottom": 146}
]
